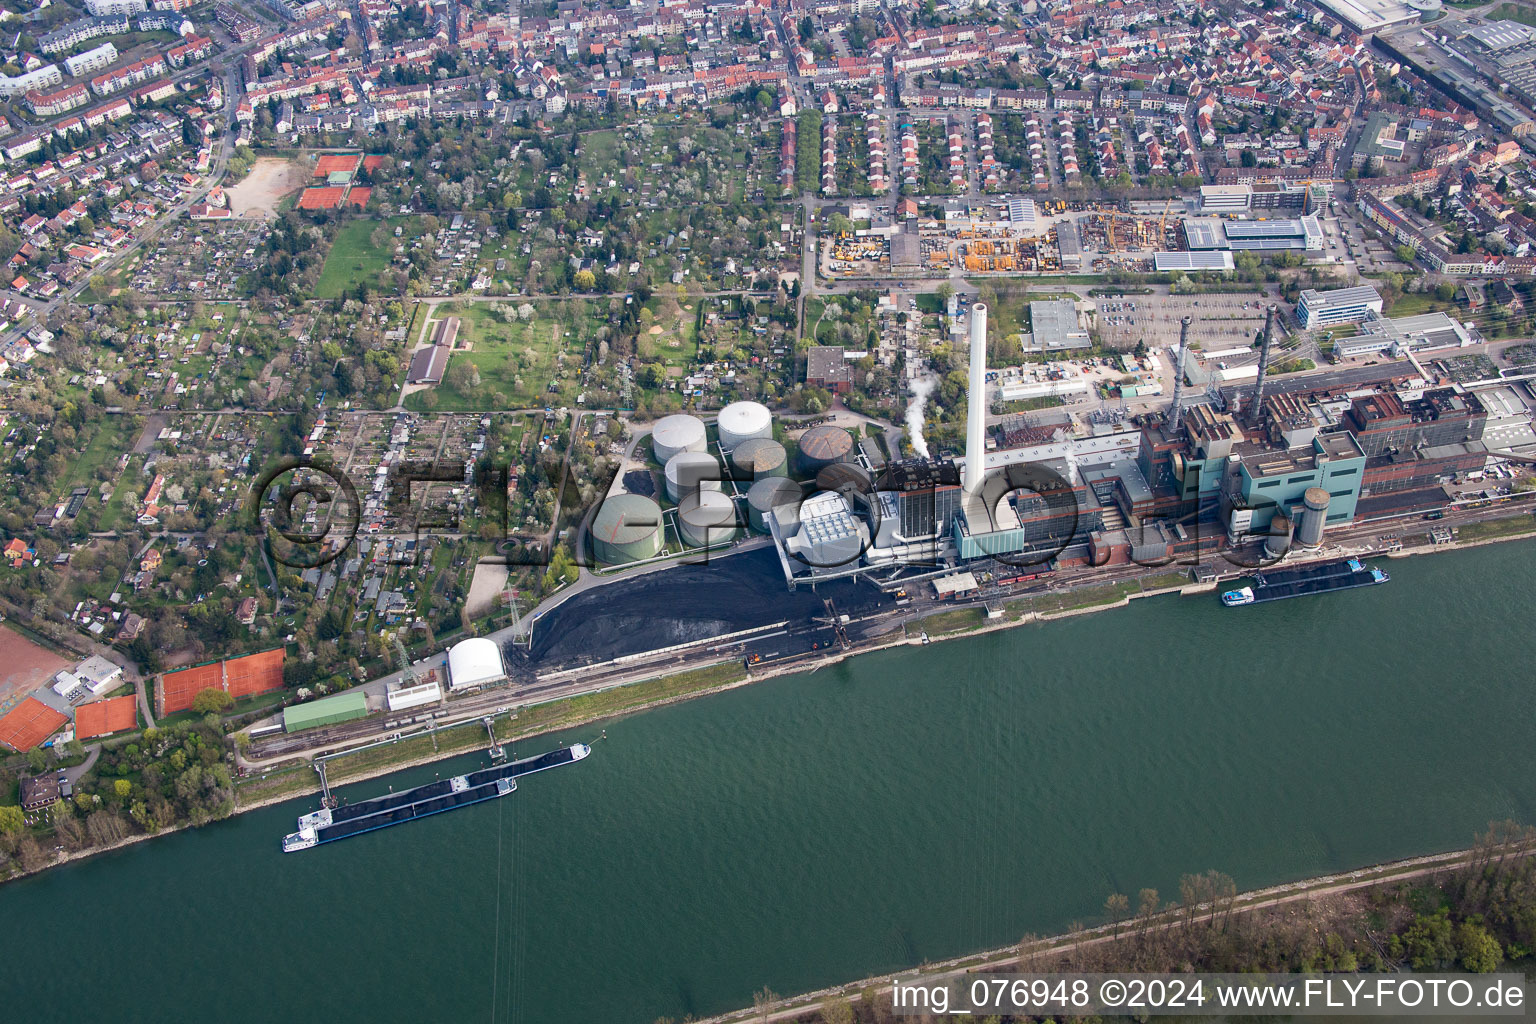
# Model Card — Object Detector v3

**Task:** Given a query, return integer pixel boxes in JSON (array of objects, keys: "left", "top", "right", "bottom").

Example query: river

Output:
[{"left": 2, "top": 544, "right": 1534, "bottom": 1023}]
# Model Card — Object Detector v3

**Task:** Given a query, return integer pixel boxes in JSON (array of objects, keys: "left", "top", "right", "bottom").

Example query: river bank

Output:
[
  {"left": 699, "top": 838, "right": 1536, "bottom": 1024},
  {"left": 7, "top": 521, "right": 1533, "bottom": 890},
  {"left": 4, "top": 539, "right": 1536, "bottom": 1023}
]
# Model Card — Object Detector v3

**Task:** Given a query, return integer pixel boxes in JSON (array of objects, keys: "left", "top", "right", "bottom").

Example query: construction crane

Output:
[{"left": 1159, "top": 195, "right": 1174, "bottom": 240}]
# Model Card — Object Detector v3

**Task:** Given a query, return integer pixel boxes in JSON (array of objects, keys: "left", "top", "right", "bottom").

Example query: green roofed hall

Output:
[{"left": 283, "top": 691, "right": 369, "bottom": 733}]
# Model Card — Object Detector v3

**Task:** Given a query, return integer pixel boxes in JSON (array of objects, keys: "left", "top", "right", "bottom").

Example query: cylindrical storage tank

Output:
[
  {"left": 716, "top": 401, "right": 773, "bottom": 450},
  {"left": 747, "top": 476, "right": 801, "bottom": 533},
  {"left": 797, "top": 424, "right": 854, "bottom": 475},
  {"left": 677, "top": 490, "right": 740, "bottom": 547},
  {"left": 651, "top": 414, "right": 706, "bottom": 463},
  {"left": 1264, "top": 512, "right": 1292, "bottom": 560},
  {"left": 665, "top": 451, "right": 722, "bottom": 502},
  {"left": 590, "top": 493, "right": 665, "bottom": 565},
  {"left": 1298, "top": 487, "right": 1330, "bottom": 548},
  {"left": 731, "top": 437, "right": 788, "bottom": 479}
]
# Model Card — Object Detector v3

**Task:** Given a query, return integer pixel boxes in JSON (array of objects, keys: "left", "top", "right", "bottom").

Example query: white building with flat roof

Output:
[
  {"left": 1296, "top": 285, "right": 1384, "bottom": 328},
  {"left": 1314, "top": 0, "right": 1421, "bottom": 32}
]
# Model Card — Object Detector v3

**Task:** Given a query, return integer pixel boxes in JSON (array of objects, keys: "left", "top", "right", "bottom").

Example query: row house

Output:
[
  {"left": 91, "top": 55, "right": 168, "bottom": 97},
  {"left": 25, "top": 84, "right": 89, "bottom": 118}
]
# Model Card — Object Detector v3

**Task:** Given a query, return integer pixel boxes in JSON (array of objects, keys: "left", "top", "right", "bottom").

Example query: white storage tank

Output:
[
  {"left": 677, "top": 490, "right": 741, "bottom": 547},
  {"left": 664, "top": 451, "right": 722, "bottom": 502},
  {"left": 716, "top": 401, "right": 773, "bottom": 450},
  {"left": 651, "top": 414, "right": 707, "bottom": 463}
]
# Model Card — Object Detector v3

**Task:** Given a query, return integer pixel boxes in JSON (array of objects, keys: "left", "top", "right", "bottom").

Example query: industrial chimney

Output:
[
  {"left": 1249, "top": 304, "right": 1277, "bottom": 427},
  {"left": 964, "top": 302, "right": 988, "bottom": 493},
  {"left": 1168, "top": 316, "right": 1190, "bottom": 438}
]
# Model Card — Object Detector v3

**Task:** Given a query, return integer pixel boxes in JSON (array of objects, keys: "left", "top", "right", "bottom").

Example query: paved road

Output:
[{"left": 62, "top": 744, "right": 99, "bottom": 786}]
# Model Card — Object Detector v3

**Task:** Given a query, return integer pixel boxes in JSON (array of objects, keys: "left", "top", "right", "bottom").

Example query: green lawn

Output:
[
  {"left": 314, "top": 217, "right": 416, "bottom": 299},
  {"left": 57, "top": 419, "right": 130, "bottom": 493},
  {"left": 1383, "top": 292, "right": 1456, "bottom": 318},
  {"left": 404, "top": 301, "right": 588, "bottom": 411},
  {"left": 1455, "top": 514, "right": 1536, "bottom": 542}
]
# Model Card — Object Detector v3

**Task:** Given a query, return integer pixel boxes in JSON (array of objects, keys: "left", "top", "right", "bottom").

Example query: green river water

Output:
[{"left": 2, "top": 544, "right": 1535, "bottom": 1023}]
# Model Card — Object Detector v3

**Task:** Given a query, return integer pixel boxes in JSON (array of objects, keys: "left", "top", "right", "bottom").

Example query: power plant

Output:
[{"left": 964, "top": 303, "right": 988, "bottom": 494}]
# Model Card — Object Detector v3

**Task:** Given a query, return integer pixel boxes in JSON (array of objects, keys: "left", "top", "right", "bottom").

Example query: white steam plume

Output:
[{"left": 906, "top": 376, "right": 938, "bottom": 459}]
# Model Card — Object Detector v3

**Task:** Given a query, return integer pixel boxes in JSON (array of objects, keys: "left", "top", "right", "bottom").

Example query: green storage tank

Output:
[{"left": 283, "top": 690, "right": 369, "bottom": 733}]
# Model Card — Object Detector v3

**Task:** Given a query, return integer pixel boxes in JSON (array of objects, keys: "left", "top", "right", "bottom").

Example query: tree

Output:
[
  {"left": 0, "top": 805, "right": 23, "bottom": 834},
  {"left": 1399, "top": 907, "right": 1456, "bottom": 969},
  {"left": 1104, "top": 892, "right": 1129, "bottom": 938},
  {"left": 1457, "top": 920, "right": 1503, "bottom": 973},
  {"left": 1394, "top": 245, "right": 1418, "bottom": 265},
  {"left": 443, "top": 359, "right": 482, "bottom": 395},
  {"left": 191, "top": 688, "right": 234, "bottom": 714},
  {"left": 25, "top": 746, "right": 46, "bottom": 773},
  {"left": 112, "top": 779, "right": 132, "bottom": 800}
]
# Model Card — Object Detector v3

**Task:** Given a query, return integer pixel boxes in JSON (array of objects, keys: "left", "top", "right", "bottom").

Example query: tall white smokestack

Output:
[{"left": 964, "top": 302, "right": 988, "bottom": 493}]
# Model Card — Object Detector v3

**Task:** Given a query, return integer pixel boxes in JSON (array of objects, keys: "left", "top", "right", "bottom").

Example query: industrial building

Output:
[
  {"left": 1183, "top": 216, "right": 1325, "bottom": 253},
  {"left": 283, "top": 691, "right": 368, "bottom": 733},
  {"left": 1153, "top": 251, "right": 1235, "bottom": 272},
  {"left": 1296, "top": 285, "right": 1384, "bottom": 329},
  {"left": 386, "top": 680, "right": 442, "bottom": 712},
  {"left": 1312, "top": 0, "right": 1422, "bottom": 32},
  {"left": 1334, "top": 311, "right": 1477, "bottom": 358},
  {"left": 805, "top": 347, "right": 854, "bottom": 394},
  {"left": 446, "top": 637, "right": 506, "bottom": 691},
  {"left": 1023, "top": 298, "right": 1090, "bottom": 352}
]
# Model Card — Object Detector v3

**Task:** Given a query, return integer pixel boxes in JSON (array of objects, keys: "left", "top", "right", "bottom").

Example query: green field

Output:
[{"left": 314, "top": 217, "right": 415, "bottom": 299}]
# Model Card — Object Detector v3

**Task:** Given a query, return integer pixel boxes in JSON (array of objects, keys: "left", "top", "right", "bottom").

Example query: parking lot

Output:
[{"left": 1094, "top": 292, "right": 1274, "bottom": 354}]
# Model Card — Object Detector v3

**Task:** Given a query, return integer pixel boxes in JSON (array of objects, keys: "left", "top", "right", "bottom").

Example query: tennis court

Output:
[
  {"left": 0, "top": 697, "right": 69, "bottom": 751},
  {"left": 224, "top": 649, "right": 285, "bottom": 700},
  {"left": 158, "top": 661, "right": 223, "bottom": 716},
  {"left": 75, "top": 696, "right": 138, "bottom": 740},
  {"left": 159, "top": 649, "right": 286, "bottom": 715}
]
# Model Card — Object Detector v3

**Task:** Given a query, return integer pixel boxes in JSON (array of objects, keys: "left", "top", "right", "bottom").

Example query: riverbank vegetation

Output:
[
  {"left": 734, "top": 822, "right": 1536, "bottom": 1024},
  {"left": 0, "top": 715, "right": 234, "bottom": 880}
]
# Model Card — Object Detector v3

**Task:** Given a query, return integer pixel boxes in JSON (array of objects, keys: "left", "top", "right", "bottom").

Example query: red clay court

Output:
[
  {"left": 313, "top": 153, "right": 361, "bottom": 177},
  {"left": 75, "top": 696, "right": 138, "bottom": 740},
  {"left": 0, "top": 624, "right": 69, "bottom": 705},
  {"left": 297, "top": 186, "right": 347, "bottom": 210},
  {"left": 159, "top": 648, "right": 285, "bottom": 715},
  {"left": 346, "top": 186, "right": 371, "bottom": 208},
  {"left": 361, "top": 155, "right": 385, "bottom": 173},
  {"left": 0, "top": 697, "right": 69, "bottom": 751}
]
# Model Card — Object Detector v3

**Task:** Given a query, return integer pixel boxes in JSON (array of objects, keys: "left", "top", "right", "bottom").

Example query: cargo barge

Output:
[
  {"left": 1221, "top": 557, "right": 1389, "bottom": 607},
  {"left": 281, "top": 743, "right": 590, "bottom": 852}
]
